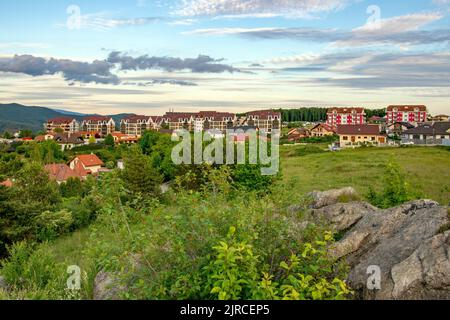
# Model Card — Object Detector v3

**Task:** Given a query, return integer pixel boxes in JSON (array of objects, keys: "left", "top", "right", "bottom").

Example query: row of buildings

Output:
[
  {"left": 45, "top": 110, "right": 282, "bottom": 137},
  {"left": 289, "top": 105, "right": 449, "bottom": 148}
]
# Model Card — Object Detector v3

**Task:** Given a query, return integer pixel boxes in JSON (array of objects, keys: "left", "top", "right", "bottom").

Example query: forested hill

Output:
[
  {"left": 0, "top": 103, "right": 68, "bottom": 133},
  {"left": 0, "top": 103, "right": 133, "bottom": 133}
]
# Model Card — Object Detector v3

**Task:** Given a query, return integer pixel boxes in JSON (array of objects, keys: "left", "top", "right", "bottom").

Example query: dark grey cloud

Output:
[
  {"left": 0, "top": 52, "right": 242, "bottom": 85},
  {"left": 107, "top": 51, "right": 241, "bottom": 73},
  {"left": 0, "top": 54, "right": 119, "bottom": 84}
]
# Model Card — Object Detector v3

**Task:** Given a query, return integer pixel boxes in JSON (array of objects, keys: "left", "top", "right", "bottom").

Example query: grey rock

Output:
[
  {"left": 330, "top": 199, "right": 449, "bottom": 300},
  {"left": 311, "top": 201, "right": 377, "bottom": 232},
  {"left": 308, "top": 187, "right": 359, "bottom": 209},
  {"left": 0, "top": 276, "right": 7, "bottom": 290},
  {"left": 93, "top": 271, "right": 127, "bottom": 300}
]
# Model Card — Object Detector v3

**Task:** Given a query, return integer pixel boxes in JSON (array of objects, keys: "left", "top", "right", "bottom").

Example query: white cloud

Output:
[{"left": 175, "top": 0, "right": 351, "bottom": 18}]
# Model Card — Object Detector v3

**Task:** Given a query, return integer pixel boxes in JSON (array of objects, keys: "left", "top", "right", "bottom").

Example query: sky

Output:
[{"left": 0, "top": 0, "right": 449, "bottom": 115}]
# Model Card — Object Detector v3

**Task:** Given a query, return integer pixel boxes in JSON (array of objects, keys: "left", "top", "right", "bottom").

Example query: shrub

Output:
[{"left": 367, "top": 160, "right": 422, "bottom": 208}]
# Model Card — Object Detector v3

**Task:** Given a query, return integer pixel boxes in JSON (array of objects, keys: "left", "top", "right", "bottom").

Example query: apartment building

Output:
[
  {"left": 245, "top": 110, "right": 281, "bottom": 133},
  {"left": 45, "top": 117, "right": 79, "bottom": 134},
  {"left": 81, "top": 116, "right": 116, "bottom": 136},
  {"left": 119, "top": 115, "right": 162, "bottom": 136},
  {"left": 326, "top": 108, "right": 366, "bottom": 127},
  {"left": 386, "top": 105, "right": 427, "bottom": 125},
  {"left": 194, "top": 111, "right": 236, "bottom": 132},
  {"left": 161, "top": 112, "right": 197, "bottom": 131}
]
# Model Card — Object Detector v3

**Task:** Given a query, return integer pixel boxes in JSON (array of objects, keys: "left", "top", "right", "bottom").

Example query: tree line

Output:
[{"left": 276, "top": 108, "right": 387, "bottom": 123}]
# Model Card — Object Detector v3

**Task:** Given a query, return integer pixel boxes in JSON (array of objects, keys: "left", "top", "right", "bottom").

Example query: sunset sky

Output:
[{"left": 0, "top": 0, "right": 449, "bottom": 115}]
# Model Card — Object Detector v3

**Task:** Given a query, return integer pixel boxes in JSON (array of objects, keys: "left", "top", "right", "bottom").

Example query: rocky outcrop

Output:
[
  {"left": 308, "top": 187, "right": 360, "bottom": 209},
  {"left": 93, "top": 271, "right": 127, "bottom": 300},
  {"left": 305, "top": 188, "right": 450, "bottom": 300},
  {"left": 0, "top": 276, "right": 7, "bottom": 291}
]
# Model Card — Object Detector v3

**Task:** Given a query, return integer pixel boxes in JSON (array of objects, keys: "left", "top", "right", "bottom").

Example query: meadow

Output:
[{"left": 280, "top": 145, "right": 450, "bottom": 205}]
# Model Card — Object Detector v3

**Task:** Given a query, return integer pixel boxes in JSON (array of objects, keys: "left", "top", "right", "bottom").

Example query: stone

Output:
[
  {"left": 331, "top": 200, "right": 449, "bottom": 300},
  {"left": 308, "top": 187, "right": 359, "bottom": 209},
  {"left": 93, "top": 271, "right": 127, "bottom": 300},
  {"left": 311, "top": 201, "right": 377, "bottom": 232},
  {"left": 0, "top": 276, "right": 7, "bottom": 290}
]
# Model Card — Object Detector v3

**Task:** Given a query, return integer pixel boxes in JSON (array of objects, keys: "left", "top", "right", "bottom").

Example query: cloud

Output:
[
  {"left": 123, "top": 79, "right": 198, "bottom": 86},
  {"left": 175, "top": 0, "right": 351, "bottom": 18},
  {"left": 273, "top": 51, "right": 450, "bottom": 89},
  {"left": 186, "top": 12, "right": 448, "bottom": 47},
  {"left": 107, "top": 51, "right": 241, "bottom": 73},
  {"left": 62, "top": 10, "right": 161, "bottom": 31},
  {"left": 0, "top": 54, "right": 119, "bottom": 84},
  {"left": 0, "top": 52, "right": 242, "bottom": 85},
  {"left": 185, "top": 27, "right": 346, "bottom": 42}
]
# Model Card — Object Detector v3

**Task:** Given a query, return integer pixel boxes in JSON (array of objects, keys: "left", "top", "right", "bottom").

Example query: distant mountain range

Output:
[{"left": 0, "top": 103, "right": 135, "bottom": 133}]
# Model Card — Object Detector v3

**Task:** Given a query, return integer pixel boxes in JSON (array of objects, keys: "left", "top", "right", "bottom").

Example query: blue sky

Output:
[{"left": 0, "top": 0, "right": 449, "bottom": 115}]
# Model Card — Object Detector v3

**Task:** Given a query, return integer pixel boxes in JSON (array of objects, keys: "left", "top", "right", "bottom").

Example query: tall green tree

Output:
[
  {"left": 121, "top": 146, "right": 163, "bottom": 197},
  {"left": 104, "top": 134, "right": 115, "bottom": 147}
]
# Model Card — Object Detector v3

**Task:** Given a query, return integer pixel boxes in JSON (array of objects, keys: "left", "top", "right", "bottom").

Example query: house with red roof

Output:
[
  {"left": 0, "top": 179, "right": 13, "bottom": 188},
  {"left": 287, "top": 128, "right": 310, "bottom": 142},
  {"left": 45, "top": 117, "right": 79, "bottom": 134},
  {"left": 112, "top": 132, "right": 139, "bottom": 144},
  {"left": 81, "top": 116, "right": 115, "bottom": 136},
  {"left": 327, "top": 108, "right": 366, "bottom": 127},
  {"left": 337, "top": 124, "right": 386, "bottom": 148},
  {"left": 69, "top": 154, "right": 105, "bottom": 175},
  {"left": 45, "top": 164, "right": 84, "bottom": 184},
  {"left": 310, "top": 123, "right": 336, "bottom": 137}
]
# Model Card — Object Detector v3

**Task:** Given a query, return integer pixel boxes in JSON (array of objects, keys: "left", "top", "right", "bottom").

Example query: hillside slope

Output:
[
  {"left": 0, "top": 103, "right": 135, "bottom": 133},
  {"left": 0, "top": 103, "right": 65, "bottom": 132}
]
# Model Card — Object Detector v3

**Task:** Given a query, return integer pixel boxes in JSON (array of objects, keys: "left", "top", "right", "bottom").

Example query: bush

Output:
[
  {"left": 0, "top": 242, "right": 73, "bottom": 300},
  {"left": 367, "top": 160, "right": 422, "bottom": 208}
]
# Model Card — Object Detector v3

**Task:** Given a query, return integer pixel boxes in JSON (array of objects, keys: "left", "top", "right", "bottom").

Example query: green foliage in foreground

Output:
[{"left": 0, "top": 175, "right": 351, "bottom": 300}]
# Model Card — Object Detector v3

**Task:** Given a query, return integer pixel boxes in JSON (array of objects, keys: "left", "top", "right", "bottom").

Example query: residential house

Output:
[
  {"left": 431, "top": 114, "right": 450, "bottom": 122},
  {"left": 0, "top": 179, "right": 13, "bottom": 188},
  {"left": 78, "top": 131, "right": 101, "bottom": 139},
  {"left": 53, "top": 133, "right": 85, "bottom": 151},
  {"left": 387, "top": 122, "right": 415, "bottom": 137},
  {"left": 368, "top": 116, "right": 387, "bottom": 133},
  {"left": 386, "top": 105, "right": 427, "bottom": 125},
  {"left": 326, "top": 108, "right": 366, "bottom": 127},
  {"left": 401, "top": 122, "right": 450, "bottom": 145},
  {"left": 337, "top": 124, "right": 386, "bottom": 148},
  {"left": 112, "top": 132, "right": 139, "bottom": 144},
  {"left": 310, "top": 123, "right": 336, "bottom": 137},
  {"left": 69, "top": 154, "right": 105, "bottom": 175},
  {"left": 81, "top": 116, "right": 115, "bottom": 136},
  {"left": 245, "top": 110, "right": 281, "bottom": 133},
  {"left": 35, "top": 133, "right": 55, "bottom": 142},
  {"left": 287, "top": 128, "right": 310, "bottom": 142},
  {"left": 194, "top": 111, "right": 236, "bottom": 132},
  {"left": 45, "top": 117, "right": 79, "bottom": 134},
  {"left": 45, "top": 163, "right": 85, "bottom": 184}
]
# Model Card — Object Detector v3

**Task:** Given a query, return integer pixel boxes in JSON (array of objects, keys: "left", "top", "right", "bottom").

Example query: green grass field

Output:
[{"left": 280, "top": 146, "right": 450, "bottom": 205}]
